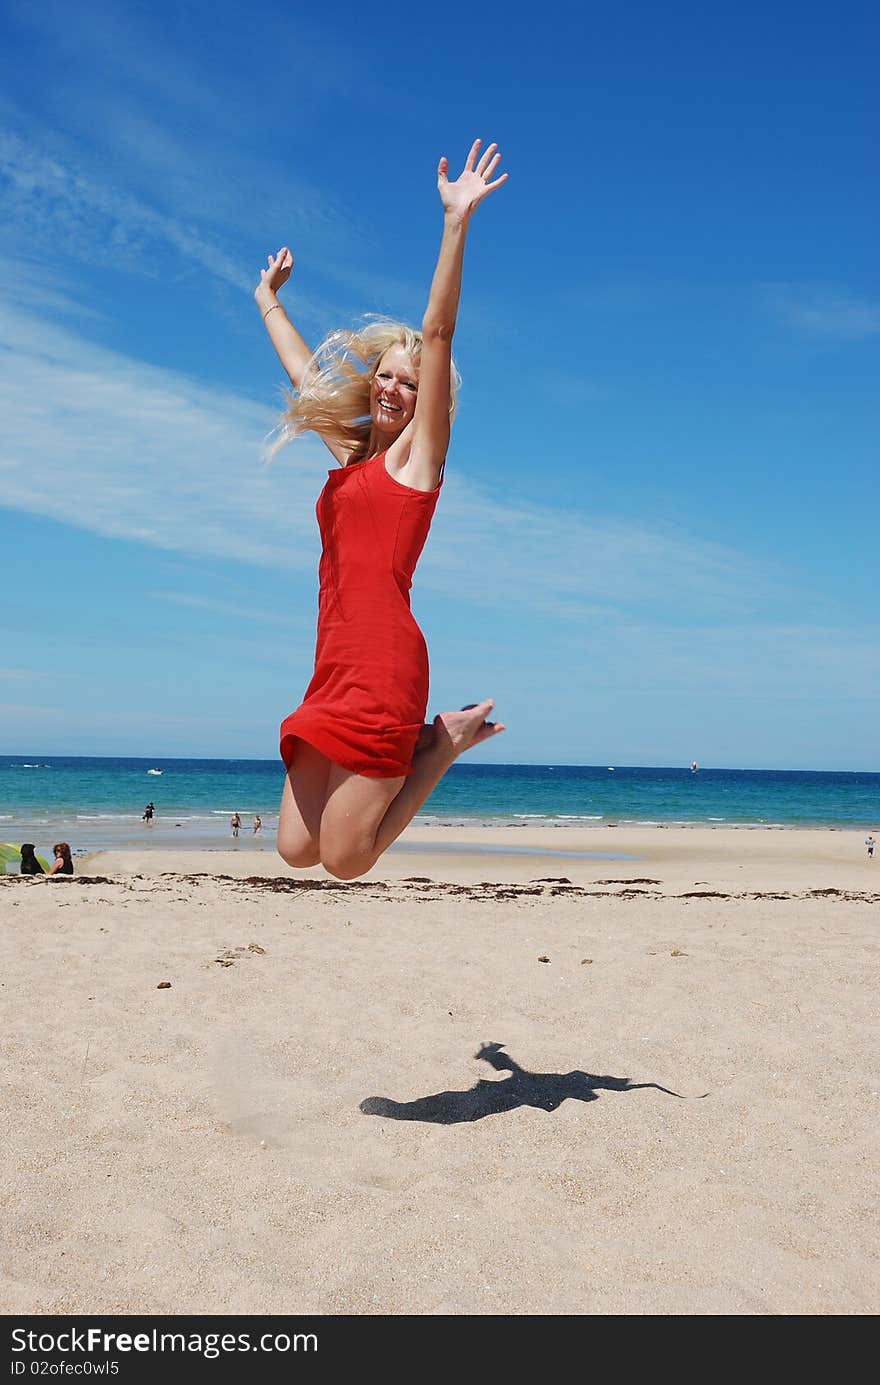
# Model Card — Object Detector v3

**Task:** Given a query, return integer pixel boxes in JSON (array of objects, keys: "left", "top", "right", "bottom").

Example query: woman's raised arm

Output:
[
  {"left": 254, "top": 246, "right": 314, "bottom": 391},
  {"left": 395, "top": 140, "right": 507, "bottom": 490},
  {"left": 256, "top": 248, "right": 354, "bottom": 465}
]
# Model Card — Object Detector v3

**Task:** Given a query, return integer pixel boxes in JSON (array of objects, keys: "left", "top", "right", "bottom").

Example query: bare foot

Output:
[{"left": 431, "top": 699, "right": 504, "bottom": 760}]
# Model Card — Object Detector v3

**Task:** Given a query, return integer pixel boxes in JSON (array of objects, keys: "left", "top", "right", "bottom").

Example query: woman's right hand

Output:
[{"left": 256, "top": 246, "right": 293, "bottom": 299}]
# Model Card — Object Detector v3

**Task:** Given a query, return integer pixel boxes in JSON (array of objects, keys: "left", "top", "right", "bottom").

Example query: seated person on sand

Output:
[{"left": 47, "top": 842, "right": 74, "bottom": 876}]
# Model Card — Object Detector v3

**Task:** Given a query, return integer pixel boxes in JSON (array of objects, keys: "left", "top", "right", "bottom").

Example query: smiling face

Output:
[{"left": 370, "top": 344, "right": 419, "bottom": 435}]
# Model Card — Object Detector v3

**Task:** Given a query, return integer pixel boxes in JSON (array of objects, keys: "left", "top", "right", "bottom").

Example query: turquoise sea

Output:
[{"left": 1, "top": 756, "right": 878, "bottom": 860}]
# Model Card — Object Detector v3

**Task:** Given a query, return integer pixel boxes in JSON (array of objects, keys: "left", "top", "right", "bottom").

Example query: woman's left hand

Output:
[{"left": 437, "top": 139, "right": 507, "bottom": 222}]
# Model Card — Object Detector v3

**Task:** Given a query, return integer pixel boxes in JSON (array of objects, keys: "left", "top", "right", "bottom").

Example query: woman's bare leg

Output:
[
  {"left": 277, "top": 740, "right": 332, "bottom": 868},
  {"left": 319, "top": 700, "right": 503, "bottom": 879},
  {"left": 318, "top": 771, "right": 406, "bottom": 879}
]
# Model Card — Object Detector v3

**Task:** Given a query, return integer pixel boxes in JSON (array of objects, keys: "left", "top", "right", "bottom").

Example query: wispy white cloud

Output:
[
  {"left": 0, "top": 256, "right": 106, "bottom": 328},
  {"left": 3, "top": 0, "right": 394, "bottom": 136},
  {"left": 0, "top": 128, "right": 251, "bottom": 294},
  {"left": 766, "top": 283, "right": 880, "bottom": 341},
  {"left": 544, "top": 616, "right": 880, "bottom": 698},
  {"left": 532, "top": 369, "right": 610, "bottom": 406},
  {"left": 0, "top": 286, "right": 787, "bottom": 630},
  {"left": 0, "top": 701, "right": 274, "bottom": 755},
  {"left": 0, "top": 2, "right": 398, "bottom": 302},
  {"left": 0, "top": 702, "right": 63, "bottom": 717},
  {"left": 0, "top": 113, "right": 424, "bottom": 347},
  {"left": 150, "top": 591, "right": 305, "bottom": 628},
  {"left": 0, "top": 289, "right": 325, "bottom": 563},
  {"left": 425, "top": 483, "right": 774, "bottom": 620},
  {"left": 0, "top": 2, "right": 501, "bottom": 361}
]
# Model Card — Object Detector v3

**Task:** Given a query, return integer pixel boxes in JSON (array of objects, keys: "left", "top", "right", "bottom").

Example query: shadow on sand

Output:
[{"left": 360, "top": 1042, "right": 704, "bottom": 1124}]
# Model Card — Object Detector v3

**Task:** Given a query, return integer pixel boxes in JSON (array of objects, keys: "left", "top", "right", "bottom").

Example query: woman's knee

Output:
[
  {"left": 276, "top": 829, "right": 321, "bottom": 869},
  {"left": 320, "top": 846, "right": 372, "bottom": 881}
]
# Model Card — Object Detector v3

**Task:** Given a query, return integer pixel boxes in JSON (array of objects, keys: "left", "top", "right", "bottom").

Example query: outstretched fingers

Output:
[
  {"left": 464, "top": 138, "right": 482, "bottom": 171},
  {"left": 475, "top": 142, "right": 497, "bottom": 176},
  {"left": 470, "top": 140, "right": 508, "bottom": 196},
  {"left": 437, "top": 139, "right": 508, "bottom": 216}
]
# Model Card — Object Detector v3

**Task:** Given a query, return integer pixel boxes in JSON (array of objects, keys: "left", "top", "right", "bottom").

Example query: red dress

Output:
[{"left": 280, "top": 451, "right": 441, "bottom": 778}]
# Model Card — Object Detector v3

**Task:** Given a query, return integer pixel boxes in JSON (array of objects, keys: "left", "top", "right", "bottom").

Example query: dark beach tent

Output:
[{"left": 1, "top": 843, "right": 52, "bottom": 873}]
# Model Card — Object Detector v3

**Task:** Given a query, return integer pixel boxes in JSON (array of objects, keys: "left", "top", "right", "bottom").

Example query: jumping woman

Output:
[{"left": 256, "top": 139, "right": 507, "bottom": 880}]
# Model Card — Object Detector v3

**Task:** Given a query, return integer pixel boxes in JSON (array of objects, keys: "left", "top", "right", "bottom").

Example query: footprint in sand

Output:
[{"left": 213, "top": 943, "right": 267, "bottom": 967}]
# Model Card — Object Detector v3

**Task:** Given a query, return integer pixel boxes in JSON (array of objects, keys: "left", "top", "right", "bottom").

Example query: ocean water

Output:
[{"left": 1, "top": 756, "right": 878, "bottom": 859}]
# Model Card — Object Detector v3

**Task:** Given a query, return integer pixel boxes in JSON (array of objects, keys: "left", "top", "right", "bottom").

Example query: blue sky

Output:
[{"left": 0, "top": 0, "right": 877, "bottom": 769}]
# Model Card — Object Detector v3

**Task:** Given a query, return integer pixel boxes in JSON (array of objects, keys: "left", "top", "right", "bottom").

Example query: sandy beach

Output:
[{"left": 2, "top": 826, "right": 877, "bottom": 1316}]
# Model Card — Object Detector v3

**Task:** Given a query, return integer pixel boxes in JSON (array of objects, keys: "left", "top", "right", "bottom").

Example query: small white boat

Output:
[
  {"left": 607, "top": 766, "right": 615, "bottom": 772},
  {"left": 147, "top": 768, "right": 163, "bottom": 775}
]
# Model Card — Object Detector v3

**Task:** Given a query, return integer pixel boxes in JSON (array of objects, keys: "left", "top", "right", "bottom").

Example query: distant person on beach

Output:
[
  {"left": 48, "top": 842, "right": 74, "bottom": 876},
  {"left": 230, "top": 813, "right": 241, "bottom": 838},
  {"left": 253, "top": 815, "right": 262, "bottom": 835},
  {"left": 866, "top": 835, "right": 875, "bottom": 859},
  {"left": 142, "top": 802, "right": 154, "bottom": 824},
  {"left": 19, "top": 843, "right": 45, "bottom": 876},
  {"left": 257, "top": 138, "right": 507, "bottom": 880}
]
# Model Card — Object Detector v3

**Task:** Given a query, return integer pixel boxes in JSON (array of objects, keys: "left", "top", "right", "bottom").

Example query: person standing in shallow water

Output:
[{"left": 256, "top": 140, "right": 507, "bottom": 881}]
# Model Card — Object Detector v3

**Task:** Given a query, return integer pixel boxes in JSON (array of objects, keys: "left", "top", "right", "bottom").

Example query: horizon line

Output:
[{"left": 2, "top": 754, "right": 878, "bottom": 776}]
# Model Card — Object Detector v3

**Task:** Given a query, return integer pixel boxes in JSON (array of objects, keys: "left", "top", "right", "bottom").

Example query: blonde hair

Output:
[{"left": 272, "top": 318, "right": 460, "bottom": 459}]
